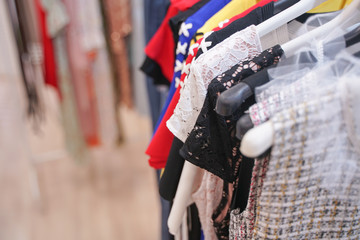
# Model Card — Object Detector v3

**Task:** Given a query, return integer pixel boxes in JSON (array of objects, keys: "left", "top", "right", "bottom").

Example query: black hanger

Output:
[
  {"left": 355, "top": 51, "right": 360, "bottom": 58},
  {"left": 216, "top": 69, "right": 269, "bottom": 116},
  {"left": 273, "top": 0, "right": 301, "bottom": 15},
  {"left": 215, "top": 82, "right": 252, "bottom": 116},
  {"left": 326, "top": 24, "right": 360, "bottom": 50},
  {"left": 216, "top": 50, "right": 317, "bottom": 116},
  {"left": 345, "top": 25, "right": 360, "bottom": 47},
  {"left": 236, "top": 114, "right": 254, "bottom": 140}
]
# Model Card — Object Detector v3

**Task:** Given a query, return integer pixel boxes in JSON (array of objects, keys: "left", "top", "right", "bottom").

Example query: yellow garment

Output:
[
  {"left": 309, "top": 0, "right": 353, "bottom": 13},
  {"left": 191, "top": 0, "right": 352, "bottom": 45},
  {"left": 191, "top": 0, "right": 260, "bottom": 44}
]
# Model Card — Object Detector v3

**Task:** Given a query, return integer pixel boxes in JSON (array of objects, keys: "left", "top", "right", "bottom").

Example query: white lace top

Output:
[{"left": 167, "top": 25, "right": 262, "bottom": 142}]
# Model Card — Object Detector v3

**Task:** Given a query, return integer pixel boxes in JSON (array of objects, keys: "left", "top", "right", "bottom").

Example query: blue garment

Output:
[
  {"left": 144, "top": 0, "right": 170, "bottom": 131},
  {"left": 143, "top": 1, "right": 171, "bottom": 240},
  {"left": 154, "top": 77, "right": 176, "bottom": 131},
  {"left": 144, "top": 0, "right": 169, "bottom": 43},
  {"left": 154, "top": 0, "right": 231, "bottom": 132}
]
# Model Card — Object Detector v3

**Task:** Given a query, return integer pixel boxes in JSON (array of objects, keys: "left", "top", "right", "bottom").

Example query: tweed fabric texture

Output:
[{"left": 253, "top": 88, "right": 360, "bottom": 239}]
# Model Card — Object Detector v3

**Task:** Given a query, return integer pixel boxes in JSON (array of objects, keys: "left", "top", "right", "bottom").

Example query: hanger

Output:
[
  {"left": 257, "top": 0, "right": 327, "bottom": 37},
  {"left": 232, "top": 53, "right": 318, "bottom": 135},
  {"left": 216, "top": 0, "right": 335, "bottom": 116},
  {"left": 169, "top": 75, "right": 264, "bottom": 235},
  {"left": 216, "top": 69, "right": 269, "bottom": 116},
  {"left": 241, "top": 0, "right": 360, "bottom": 158},
  {"left": 242, "top": 51, "right": 360, "bottom": 159},
  {"left": 221, "top": 20, "right": 360, "bottom": 125},
  {"left": 216, "top": 51, "right": 317, "bottom": 117},
  {"left": 236, "top": 114, "right": 254, "bottom": 140},
  {"left": 215, "top": 0, "right": 325, "bottom": 116},
  {"left": 346, "top": 41, "right": 360, "bottom": 57},
  {"left": 345, "top": 25, "right": 360, "bottom": 47},
  {"left": 216, "top": 82, "right": 252, "bottom": 116},
  {"left": 273, "top": 0, "right": 300, "bottom": 15},
  {"left": 240, "top": 120, "right": 274, "bottom": 158},
  {"left": 281, "top": 0, "right": 360, "bottom": 56},
  {"left": 323, "top": 24, "right": 360, "bottom": 59},
  {"left": 169, "top": 0, "right": 360, "bottom": 233}
]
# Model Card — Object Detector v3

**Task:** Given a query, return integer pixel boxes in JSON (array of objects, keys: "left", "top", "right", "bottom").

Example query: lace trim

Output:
[
  {"left": 167, "top": 25, "right": 262, "bottom": 142},
  {"left": 192, "top": 171, "right": 223, "bottom": 240},
  {"left": 181, "top": 45, "right": 284, "bottom": 183}
]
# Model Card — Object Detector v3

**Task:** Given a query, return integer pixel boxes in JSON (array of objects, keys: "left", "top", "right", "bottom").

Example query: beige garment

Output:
[
  {"left": 192, "top": 170, "right": 223, "bottom": 240},
  {"left": 54, "top": 34, "right": 90, "bottom": 163}
]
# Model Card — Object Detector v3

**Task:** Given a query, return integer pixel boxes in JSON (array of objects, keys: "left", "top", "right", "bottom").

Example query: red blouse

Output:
[{"left": 144, "top": 0, "right": 202, "bottom": 83}]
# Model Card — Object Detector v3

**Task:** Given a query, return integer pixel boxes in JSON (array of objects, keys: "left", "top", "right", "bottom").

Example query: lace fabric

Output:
[
  {"left": 167, "top": 25, "right": 262, "bottom": 143},
  {"left": 181, "top": 46, "right": 283, "bottom": 240},
  {"left": 192, "top": 170, "right": 224, "bottom": 240},
  {"left": 212, "top": 181, "right": 233, "bottom": 240},
  {"left": 181, "top": 45, "right": 284, "bottom": 183}
]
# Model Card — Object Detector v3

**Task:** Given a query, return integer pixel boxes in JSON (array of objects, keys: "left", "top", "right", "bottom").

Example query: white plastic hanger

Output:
[
  {"left": 240, "top": 121, "right": 274, "bottom": 158},
  {"left": 257, "top": 0, "right": 327, "bottom": 38},
  {"left": 241, "top": 0, "right": 360, "bottom": 158},
  {"left": 282, "top": 0, "right": 360, "bottom": 56}
]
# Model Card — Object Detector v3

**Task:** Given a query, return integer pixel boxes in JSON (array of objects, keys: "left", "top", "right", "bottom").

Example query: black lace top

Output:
[
  {"left": 181, "top": 45, "right": 284, "bottom": 240},
  {"left": 180, "top": 45, "right": 284, "bottom": 183}
]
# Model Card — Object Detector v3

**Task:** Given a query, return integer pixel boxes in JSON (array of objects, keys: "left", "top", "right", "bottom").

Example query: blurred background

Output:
[{"left": 0, "top": 0, "right": 169, "bottom": 239}]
